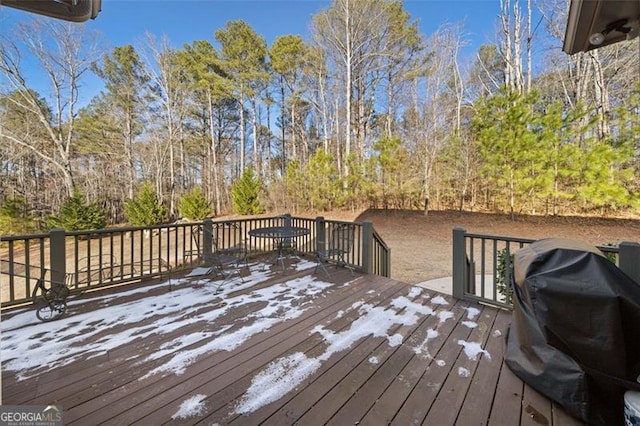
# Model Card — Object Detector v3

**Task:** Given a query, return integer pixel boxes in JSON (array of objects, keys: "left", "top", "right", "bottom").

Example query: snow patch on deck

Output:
[
  {"left": 172, "top": 394, "right": 207, "bottom": 420},
  {"left": 457, "top": 340, "right": 492, "bottom": 361},
  {"left": 238, "top": 292, "right": 472, "bottom": 415},
  {"left": 235, "top": 352, "right": 321, "bottom": 415},
  {"left": 1, "top": 263, "right": 338, "bottom": 381}
]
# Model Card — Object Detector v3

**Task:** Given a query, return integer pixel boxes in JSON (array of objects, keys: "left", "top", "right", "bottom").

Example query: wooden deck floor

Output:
[{"left": 1, "top": 260, "right": 584, "bottom": 425}]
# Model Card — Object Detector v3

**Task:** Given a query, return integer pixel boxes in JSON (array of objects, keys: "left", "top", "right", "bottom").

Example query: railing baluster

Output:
[{"left": 8, "top": 240, "right": 16, "bottom": 301}]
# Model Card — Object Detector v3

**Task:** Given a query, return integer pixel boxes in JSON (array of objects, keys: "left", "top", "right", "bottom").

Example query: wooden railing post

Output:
[
  {"left": 452, "top": 227, "right": 467, "bottom": 300},
  {"left": 362, "top": 220, "right": 373, "bottom": 274},
  {"left": 619, "top": 241, "right": 640, "bottom": 284},
  {"left": 50, "top": 228, "right": 66, "bottom": 283},
  {"left": 315, "top": 216, "right": 326, "bottom": 254},
  {"left": 203, "top": 218, "right": 213, "bottom": 258}
]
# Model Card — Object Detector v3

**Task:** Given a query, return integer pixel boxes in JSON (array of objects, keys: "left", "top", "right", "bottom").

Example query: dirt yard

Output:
[{"left": 341, "top": 209, "right": 640, "bottom": 285}]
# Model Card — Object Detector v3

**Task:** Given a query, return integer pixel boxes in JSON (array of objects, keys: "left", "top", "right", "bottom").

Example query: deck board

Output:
[
  {"left": 1, "top": 260, "right": 585, "bottom": 425},
  {"left": 331, "top": 296, "right": 464, "bottom": 425},
  {"left": 390, "top": 300, "right": 477, "bottom": 425},
  {"left": 455, "top": 309, "right": 512, "bottom": 425},
  {"left": 358, "top": 298, "right": 467, "bottom": 425},
  {"left": 301, "top": 298, "right": 435, "bottom": 425},
  {"left": 422, "top": 304, "right": 497, "bottom": 425},
  {"left": 488, "top": 358, "right": 525, "bottom": 426},
  {"left": 227, "top": 276, "right": 413, "bottom": 425}
]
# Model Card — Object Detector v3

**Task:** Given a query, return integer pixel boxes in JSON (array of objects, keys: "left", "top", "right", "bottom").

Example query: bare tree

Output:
[
  {"left": 139, "top": 33, "right": 190, "bottom": 217},
  {"left": 499, "top": 0, "right": 526, "bottom": 93},
  {"left": 0, "top": 19, "right": 102, "bottom": 198},
  {"left": 538, "top": 0, "right": 635, "bottom": 139},
  {"left": 313, "top": 0, "right": 393, "bottom": 177},
  {"left": 407, "top": 24, "right": 467, "bottom": 215}
]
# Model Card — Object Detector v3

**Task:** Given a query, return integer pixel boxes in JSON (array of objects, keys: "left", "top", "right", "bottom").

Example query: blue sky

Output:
[
  {"left": 91, "top": 0, "right": 504, "bottom": 54},
  {"left": 3, "top": 0, "right": 505, "bottom": 53},
  {"left": 1, "top": 0, "right": 513, "bottom": 105}
]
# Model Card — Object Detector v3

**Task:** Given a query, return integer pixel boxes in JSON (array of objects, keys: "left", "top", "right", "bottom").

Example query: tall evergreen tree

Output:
[
  {"left": 215, "top": 21, "right": 269, "bottom": 175},
  {"left": 472, "top": 88, "right": 542, "bottom": 217},
  {"left": 93, "top": 45, "right": 149, "bottom": 199},
  {"left": 177, "top": 40, "right": 232, "bottom": 215},
  {"left": 270, "top": 35, "right": 309, "bottom": 170},
  {"left": 231, "top": 168, "right": 264, "bottom": 215},
  {"left": 124, "top": 182, "right": 167, "bottom": 227}
]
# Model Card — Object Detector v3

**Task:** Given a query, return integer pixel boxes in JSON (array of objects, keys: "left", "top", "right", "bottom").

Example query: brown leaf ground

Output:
[{"left": 350, "top": 209, "right": 640, "bottom": 285}]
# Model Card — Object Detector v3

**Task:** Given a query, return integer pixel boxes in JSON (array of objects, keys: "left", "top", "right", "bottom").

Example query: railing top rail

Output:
[
  {"left": 464, "top": 231, "right": 621, "bottom": 253},
  {"left": 463, "top": 232, "right": 536, "bottom": 244},
  {"left": 372, "top": 229, "right": 389, "bottom": 250},
  {"left": 1, "top": 232, "right": 50, "bottom": 241},
  {"left": 65, "top": 222, "right": 201, "bottom": 236},
  {"left": 597, "top": 244, "right": 619, "bottom": 253},
  {"left": 1, "top": 215, "right": 367, "bottom": 240},
  {"left": 293, "top": 216, "right": 365, "bottom": 226}
]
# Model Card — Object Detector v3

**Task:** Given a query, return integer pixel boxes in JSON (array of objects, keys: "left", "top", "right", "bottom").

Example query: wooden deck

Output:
[{"left": 1, "top": 260, "right": 584, "bottom": 425}]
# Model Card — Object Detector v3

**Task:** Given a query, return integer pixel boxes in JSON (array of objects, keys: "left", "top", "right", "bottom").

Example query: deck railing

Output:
[
  {"left": 0, "top": 214, "right": 390, "bottom": 307},
  {"left": 452, "top": 227, "right": 640, "bottom": 309}
]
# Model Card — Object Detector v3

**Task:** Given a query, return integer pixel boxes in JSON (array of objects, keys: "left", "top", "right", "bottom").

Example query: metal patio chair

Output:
[
  {"left": 314, "top": 223, "right": 356, "bottom": 278},
  {"left": 188, "top": 223, "right": 248, "bottom": 293}
]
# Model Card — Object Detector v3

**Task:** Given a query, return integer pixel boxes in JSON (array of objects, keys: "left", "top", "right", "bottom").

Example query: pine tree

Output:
[
  {"left": 178, "top": 187, "right": 212, "bottom": 221},
  {"left": 47, "top": 191, "right": 106, "bottom": 231},
  {"left": 472, "top": 88, "right": 544, "bottom": 217},
  {"left": 0, "top": 196, "right": 35, "bottom": 235},
  {"left": 231, "top": 169, "right": 264, "bottom": 215},
  {"left": 124, "top": 182, "right": 167, "bottom": 226},
  {"left": 307, "top": 149, "right": 341, "bottom": 211}
]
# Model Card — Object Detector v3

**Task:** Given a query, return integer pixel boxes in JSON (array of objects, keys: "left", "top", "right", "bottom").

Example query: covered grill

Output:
[{"left": 505, "top": 238, "right": 640, "bottom": 425}]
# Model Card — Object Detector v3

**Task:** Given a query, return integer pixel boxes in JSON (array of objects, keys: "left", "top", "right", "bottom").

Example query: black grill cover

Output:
[{"left": 505, "top": 238, "right": 640, "bottom": 425}]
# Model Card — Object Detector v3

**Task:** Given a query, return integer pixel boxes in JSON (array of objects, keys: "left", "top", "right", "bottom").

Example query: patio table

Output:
[{"left": 249, "top": 226, "right": 310, "bottom": 270}]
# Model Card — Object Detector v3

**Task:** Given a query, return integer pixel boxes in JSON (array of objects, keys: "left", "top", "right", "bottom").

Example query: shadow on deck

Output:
[{"left": 1, "top": 258, "right": 583, "bottom": 425}]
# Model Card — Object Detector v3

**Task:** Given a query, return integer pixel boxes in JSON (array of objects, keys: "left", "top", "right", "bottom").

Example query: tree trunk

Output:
[
  {"left": 239, "top": 90, "right": 246, "bottom": 175},
  {"left": 208, "top": 90, "right": 221, "bottom": 215},
  {"left": 344, "top": 0, "right": 352, "bottom": 179},
  {"left": 280, "top": 76, "right": 286, "bottom": 173},
  {"left": 251, "top": 96, "right": 259, "bottom": 173}
]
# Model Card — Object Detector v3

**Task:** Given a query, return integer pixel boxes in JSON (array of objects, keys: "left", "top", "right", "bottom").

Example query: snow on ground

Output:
[
  {"left": 461, "top": 321, "right": 478, "bottom": 329},
  {"left": 457, "top": 340, "right": 492, "bottom": 361},
  {"left": 431, "top": 296, "right": 449, "bottom": 305},
  {"left": 414, "top": 328, "right": 439, "bottom": 357},
  {"left": 463, "top": 307, "right": 481, "bottom": 320},
  {"left": 4, "top": 272, "right": 496, "bottom": 422},
  {"left": 437, "top": 310, "right": 455, "bottom": 323},
  {"left": 172, "top": 394, "right": 207, "bottom": 420},
  {"left": 235, "top": 352, "right": 322, "bottom": 414},
  {"left": 458, "top": 367, "right": 471, "bottom": 378},
  {"left": 235, "top": 286, "right": 493, "bottom": 415},
  {"left": 1, "top": 262, "right": 335, "bottom": 381},
  {"left": 407, "top": 287, "right": 423, "bottom": 299}
]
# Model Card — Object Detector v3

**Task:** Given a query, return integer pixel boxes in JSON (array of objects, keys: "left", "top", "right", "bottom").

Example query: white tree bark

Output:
[{"left": 0, "top": 21, "right": 102, "bottom": 198}]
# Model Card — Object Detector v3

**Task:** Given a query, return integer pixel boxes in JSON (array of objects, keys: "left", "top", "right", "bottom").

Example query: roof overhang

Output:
[
  {"left": 0, "top": 0, "right": 101, "bottom": 22},
  {"left": 563, "top": 0, "right": 640, "bottom": 54}
]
